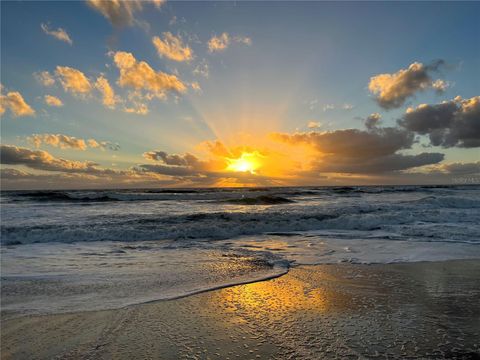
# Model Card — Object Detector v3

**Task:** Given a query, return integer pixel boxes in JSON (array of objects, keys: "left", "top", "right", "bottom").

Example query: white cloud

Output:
[
  {"left": 34, "top": 71, "right": 55, "bottom": 86},
  {"left": 41, "top": 23, "right": 73, "bottom": 45}
]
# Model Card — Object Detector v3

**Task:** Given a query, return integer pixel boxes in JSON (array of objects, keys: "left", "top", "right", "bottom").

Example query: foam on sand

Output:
[{"left": 1, "top": 241, "right": 287, "bottom": 317}]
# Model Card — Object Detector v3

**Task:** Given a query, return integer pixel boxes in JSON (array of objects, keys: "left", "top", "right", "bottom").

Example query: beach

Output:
[
  {"left": 2, "top": 0, "right": 479, "bottom": 357},
  {"left": 2, "top": 260, "right": 479, "bottom": 359}
]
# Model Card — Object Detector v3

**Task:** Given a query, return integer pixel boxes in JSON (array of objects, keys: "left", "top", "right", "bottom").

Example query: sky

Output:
[{"left": 1, "top": 0, "right": 479, "bottom": 189}]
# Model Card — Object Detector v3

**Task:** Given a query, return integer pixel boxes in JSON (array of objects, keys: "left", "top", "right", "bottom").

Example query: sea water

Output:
[{"left": 1, "top": 185, "right": 479, "bottom": 316}]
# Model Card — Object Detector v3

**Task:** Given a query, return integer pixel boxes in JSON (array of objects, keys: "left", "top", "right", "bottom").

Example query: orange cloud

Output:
[
  {"left": 208, "top": 33, "right": 252, "bottom": 53},
  {"left": 113, "top": 51, "right": 187, "bottom": 99},
  {"left": 44, "top": 95, "right": 63, "bottom": 107},
  {"left": 0, "top": 88, "right": 35, "bottom": 117},
  {"left": 208, "top": 33, "right": 230, "bottom": 52},
  {"left": 27, "top": 134, "right": 120, "bottom": 151},
  {"left": 28, "top": 134, "right": 87, "bottom": 150},
  {"left": 55, "top": 66, "right": 92, "bottom": 95},
  {"left": 95, "top": 76, "right": 117, "bottom": 109},
  {"left": 152, "top": 32, "right": 193, "bottom": 62},
  {"left": 368, "top": 61, "right": 446, "bottom": 109},
  {"left": 86, "top": 0, "right": 165, "bottom": 27}
]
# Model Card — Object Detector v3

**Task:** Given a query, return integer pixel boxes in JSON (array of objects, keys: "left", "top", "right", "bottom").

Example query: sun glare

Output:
[{"left": 226, "top": 152, "right": 262, "bottom": 174}]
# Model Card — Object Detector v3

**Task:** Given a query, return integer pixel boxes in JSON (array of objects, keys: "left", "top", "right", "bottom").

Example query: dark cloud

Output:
[
  {"left": 274, "top": 127, "right": 415, "bottom": 158},
  {"left": 0, "top": 167, "right": 177, "bottom": 190},
  {"left": 311, "top": 152, "right": 444, "bottom": 174},
  {"left": 140, "top": 150, "right": 208, "bottom": 177},
  {"left": 435, "top": 161, "right": 480, "bottom": 175},
  {"left": 137, "top": 164, "right": 201, "bottom": 177},
  {"left": 1, "top": 145, "right": 99, "bottom": 173},
  {"left": 364, "top": 113, "right": 382, "bottom": 130},
  {"left": 143, "top": 151, "right": 199, "bottom": 166},
  {"left": 272, "top": 127, "right": 444, "bottom": 174},
  {"left": 398, "top": 96, "right": 480, "bottom": 148}
]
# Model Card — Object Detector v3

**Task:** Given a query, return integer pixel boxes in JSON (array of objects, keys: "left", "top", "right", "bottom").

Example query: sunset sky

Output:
[{"left": 1, "top": 1, "right": 479, "bottom": 189}]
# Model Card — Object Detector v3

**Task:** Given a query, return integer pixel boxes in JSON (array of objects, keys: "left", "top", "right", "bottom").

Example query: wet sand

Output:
[{"left": 2, "top": 260, "right": 480, "bottom": 359}]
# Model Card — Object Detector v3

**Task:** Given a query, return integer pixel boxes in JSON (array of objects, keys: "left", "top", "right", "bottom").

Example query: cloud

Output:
[
  {"left": 112, "top": 51, "right": 187, "bottom": 100},
  {"left": 368, "top": 61, "right": 446, "bottom": 109},
  {"left": 0, "top": 167, "right": 176, "bottom": 190},
  {"left": 202, "top": 140, "right": 233, "bottom": 158},
  {"left": 28, "top": 134, "right": 87, "bottom": 150},
  {"left": 207, "top": 33, "right": 252, "bottom": 53},
  {"left": 432, "top": 79, "right": 449, "bottom": 92},
  {"left": 86, "top": 0, "right": 165, "bottom": 27},
  {"left": 87, "top": 139, "right": 121, "bottom": 151},
  {"left": 0, "top": 144, "right": 101, "bottom": 173},
  {"left": 191, "top": 82, "right": 201, "bottom": 92},
  {"left": 55, "top": 66, "right": 92, "bottom": 95},
  {"left": 34, "top": 71, "right": 55, "bottom": 86},
  {"left": 44, "top": 95, "right": 63, "bottom": 107},
  {"left": 143, "top": 150, "right": 199, "bottom": 166},
  {"left": 27, "top": 134, "right": 120, "bottom": 151},
  {"left": 139, "top": 150, "right": 213, "bottom": 177},
  {"left": 432, "top": 161, "right": 480, "bottom": 175},
  {"left": 124, "top": 102, "right": 149, "bottom": 115},
  {"left": 233, "top": 36, "right": 252, "bottom": 46},
  {"left": 193, "top": 60, "right": 209, "bottom": 78},
  {"left": 40, "top": 23, "right": 73, "bottom": 45},
  {"left": 323, "top": 104, "right": 335, "bottom": 111},
  {"left": 322, "top": 103, "right": 353, "bottom": 112},
  {"left": 272, "top": 127, "right": 444, "bottom": 174},
  {"left": 398, "top": 96, "right": 480, "bottom": 148},
  {"left": 95, "top": 76, "right": 117, "bottom": 109},
  {"left": 152, "top": 32, "right": 193, "bottom": 62},
  {"left": 122, "top": 90, "right": 150, "bottom": 115},
  {"left": 0, "top": 88, "right": 35, "bottom": 117},
  {"left": 307, "top": 99, "right": 318, "bottom": 110},
  {"left": 208, "top": 33, "right": 230, "bottom": 52},
  {"left": 364, "top": 113, "right": 381, "bottom": 129},
  {"left": 307, "top": 121, "right": 322, "bottom": 129}
]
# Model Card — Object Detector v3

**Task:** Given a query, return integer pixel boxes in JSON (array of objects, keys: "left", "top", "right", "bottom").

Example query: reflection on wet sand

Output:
[
  {"left": 2, "top": 261, "right": 480, "bottom": 359},
  {"left": 218, "top": 274, "right": 332, "bottom": 315}
]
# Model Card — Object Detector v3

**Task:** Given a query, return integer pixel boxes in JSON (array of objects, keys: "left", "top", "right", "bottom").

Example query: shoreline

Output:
[{"left": 2, "top": 259, "right": 480, "bottom": 359}]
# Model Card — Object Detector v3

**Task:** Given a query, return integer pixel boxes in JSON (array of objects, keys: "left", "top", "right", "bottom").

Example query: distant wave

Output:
[
  {"left": 404, "top": 196, "right": 480, "bottom": 208},
  {"left": 10, "top": 191, "right": 117, "bottom": 202},
  {"left": 2, "top": 185, "right": 477, "bottom": 203},
  {"left": 222, "top": 195, "right": 295, "bottom": 205}
]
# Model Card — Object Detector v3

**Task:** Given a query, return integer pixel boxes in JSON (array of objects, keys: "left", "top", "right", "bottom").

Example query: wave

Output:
[
  {"left": 222, "top": 195, "right": 295, "bottom": 205},
  {"left": 2, "top": 200, "right": 479, "bottom": 245},
  {"left": 6, "top": 191, "right": 118, "bottom": 202},
  {"left": 405, "top": 196, "right": 480, "bottom": 208},
  {"left": 2, "top": 185, "right": 477, "bottom": 203}
]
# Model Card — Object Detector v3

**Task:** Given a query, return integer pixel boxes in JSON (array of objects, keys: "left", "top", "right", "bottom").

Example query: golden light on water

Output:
[{"left": 226, "top": 151, "right": 263, "bottom": 174}]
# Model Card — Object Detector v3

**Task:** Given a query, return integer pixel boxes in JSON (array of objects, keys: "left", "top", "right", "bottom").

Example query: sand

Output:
[{"left": 2, "top": 260, "right": 480, "bottom": 359}]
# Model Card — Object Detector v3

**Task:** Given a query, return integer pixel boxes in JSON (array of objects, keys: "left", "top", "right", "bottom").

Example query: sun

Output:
[{"left": 226, "top": 152, "right": 262, "bottom": 174}]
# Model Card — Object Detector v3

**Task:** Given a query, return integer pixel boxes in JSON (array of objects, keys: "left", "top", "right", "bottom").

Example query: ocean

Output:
[{"left": 1, "top": 185, "right": 479, "bottom": 316}]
